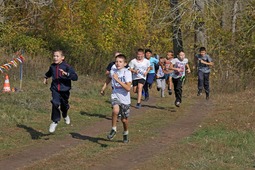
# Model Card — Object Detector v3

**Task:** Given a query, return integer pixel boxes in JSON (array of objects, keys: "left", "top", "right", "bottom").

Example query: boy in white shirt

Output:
[
  {"left": 129, "top": 48, "right": 151, "bottom": 109},
  {"left": 101, "top": 54, "right": 132, "bottom": 143},
  {"left": 170, "top": 50, "right": 191, "bottom": 107}
]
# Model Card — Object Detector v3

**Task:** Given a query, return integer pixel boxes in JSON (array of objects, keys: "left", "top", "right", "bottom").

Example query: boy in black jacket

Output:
[{"left": 44, "top": 50, "right": 78, "bottom": 133}]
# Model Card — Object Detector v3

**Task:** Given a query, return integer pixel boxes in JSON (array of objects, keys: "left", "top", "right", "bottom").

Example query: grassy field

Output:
[
  {"left": 0, "top": 73, "right": 255, "bottom": 169},
  {"left": 135, "top": 89, "right": 255, "bottom": 170}
]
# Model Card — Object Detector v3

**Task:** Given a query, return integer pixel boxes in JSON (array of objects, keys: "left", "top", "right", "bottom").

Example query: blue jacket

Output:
[{"left": 45, "top": 61, "right": 78, "bottom": 92}]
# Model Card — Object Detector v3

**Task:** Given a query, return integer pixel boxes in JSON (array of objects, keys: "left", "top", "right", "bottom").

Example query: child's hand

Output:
[
  {"left": 59, "top": 69, "right": 68, "bottom": 76},
  {"left": 176, "top": 68, "right": 182, "bottom": 72},
  {"left": 113, "top": 73, "right": 119, "bottom": 81},
  {"left": 43, "top": 78, "right": 48, "bottom": 84},
  {"left": 100, "top": 89, "right": 105, "bottom": 96},
  {"left": 200, "top": 59, "right": 206, "bottom": 64},
  {"left": 187, "top": 68, "right": 191, "bottom": 73}
]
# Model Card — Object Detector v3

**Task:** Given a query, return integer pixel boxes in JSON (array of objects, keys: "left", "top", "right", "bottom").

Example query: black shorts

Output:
[{"left": 132, "top": 79, "right": 146, "bottom": 86}]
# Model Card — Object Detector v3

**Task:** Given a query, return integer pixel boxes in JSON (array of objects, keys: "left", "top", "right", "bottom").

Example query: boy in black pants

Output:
[
  {"left": 195, "top": 47, "right": 214, "bottom": 100},
  {"left": 44, "top": 50, "right": 78, "bottom": 133},
  {"left": 170, "top": 50, "right": 191, "bottom": 107}
]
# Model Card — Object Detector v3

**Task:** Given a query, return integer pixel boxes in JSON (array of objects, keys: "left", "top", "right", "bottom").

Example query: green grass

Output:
[
  {"left": 0, "top": 75, "right": 112, "bottom": 158},
  {"left": 2, "top": 73, "right": 255, "bottom": 170},
  {"left": 134, "top": 89, "right": 255, "bottom": 170}
]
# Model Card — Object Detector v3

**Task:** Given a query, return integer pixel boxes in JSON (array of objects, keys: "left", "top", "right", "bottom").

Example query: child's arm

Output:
[
  {"left": 59, "top": 66, "right": 78, "bottom": 81},
  {"left": 169, "top": 63, "right": 182, "bottom": 72},
  {"left": 200, "top": 59, "right": 214, "bottom": 66},
  {"left": 100, "top": 77, "right": 111, "bottom": 95},
  {"left": 112, "top": 73, "right": 131, "bottom": 92},
  {"left": 186, "top": 63, "right": 191, "bottom": 73},
  {"left": 44, "top": 67, "right": 52, "bottom": 84},
  {"left": 144, "top": 66, "right": 151, "bottom": 77},
  {"left": 129, "top": 68, "right": 138, "bottom": 74}
]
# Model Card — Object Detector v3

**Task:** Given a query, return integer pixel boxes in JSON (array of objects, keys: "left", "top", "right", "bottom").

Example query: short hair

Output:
[
  {"left": 178, "top": 49, "right": 185, "bottom": 54},
  {"left": 199, "top": 47, "right": 206, "bottom": 52},
  {"left": 114, "top": 51, "right": 121, "bottom": 57},
  {"left": 115, "top": 54, "right": 127, "bottom": 62},
  {"left": 54, "top": 50, "right": 64, "bottom": 56},
  {"left": 137, "top": 48, "right": 144, "bottom": 53},
  {"left": 167, "top": 50, "right": 174, "bottom": 53},
  {"left": 145, "top": 49, "right": 152, "bottom": 54}
]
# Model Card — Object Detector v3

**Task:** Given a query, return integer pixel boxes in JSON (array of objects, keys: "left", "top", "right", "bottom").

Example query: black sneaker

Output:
[
  {"left": 206, "top": 93, "right": 209, "bottom": 100},
  {"left": 123, "top": 134, "right": 129, "bottom": 143},
  {"left": 157, "top": 87, "right": 160, "bottom": 91},
  {"left": 168, "top": 89, "right": 172, "bottom": 95},
  {"left": 144, "top": 96, "right": 149, "bottom": 101},
  {"left": 107, "top": 129, "right": 116, "bottom": 140},
  {"left": 135, "top": 103, "right": 141, "bottom": 109}
]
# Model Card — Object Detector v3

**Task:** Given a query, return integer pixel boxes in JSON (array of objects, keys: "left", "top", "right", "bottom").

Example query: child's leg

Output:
[
  {"left": 172, "top": 78, "right": 182, "bottom": 103},
  {"left": 143, "top": 81, "right": 149, "bottom": 98},
  {"left": 197, "top": 71, "right": 204, "bottom": 94},
  {"left": 111, "top": 105, "right": 119, "bottom": 129},
  {"left": 51, "top": 90, "right": 62, "bottom": 122},
  {"left": 156, "top": 79, "right": 162, "bottom": 88},
  {"left": 169, "top": 76, "right": 173, "bottom": 89},
  {"left": 137, "top": 82, "right": 144, "bottom": 104},
  {"left": 121, "top": 118, "right": 128, "bottom": 132},
  {"left": 204, "top": 73, "right": 210, "bottom": 96},
  {"left": 132, "top": 80, "right": 138, "bottom": 93},
  {"left": 107, "top": 104, "right": 119, "bottom": 140},
  {"left": 60, "top": 91, "right": 70, "bottom": 118},
  {"left": 161, "top": 79, "right": 166, "bottom": 97}
]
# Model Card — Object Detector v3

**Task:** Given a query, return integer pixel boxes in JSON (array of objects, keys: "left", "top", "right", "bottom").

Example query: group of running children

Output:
[{"left": 43, "top": 47, "right": 214, "bottom": 143}]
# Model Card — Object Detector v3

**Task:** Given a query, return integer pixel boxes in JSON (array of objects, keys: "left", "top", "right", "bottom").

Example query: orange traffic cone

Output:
[{"left": 3, "top": 74, "right": 11, "bottom": 92}]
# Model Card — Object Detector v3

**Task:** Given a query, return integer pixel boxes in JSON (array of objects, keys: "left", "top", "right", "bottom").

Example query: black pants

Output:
[
  {"left": 172, "top": 77, "right": 182, "bottom": 103},
  {"left": 198, "top": 71, "right": 210, "bottom": 94},
  {"left": 51, "top": 89, "right": 70, "bottom": 122}
]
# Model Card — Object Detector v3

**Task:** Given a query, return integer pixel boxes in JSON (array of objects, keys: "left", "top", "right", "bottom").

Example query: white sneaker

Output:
[
  {"left": 49, "top": 122, "right": 58, "bottom": 133},
  {"left": 64, "top": 115, "right": 70, "bottom": 125}
]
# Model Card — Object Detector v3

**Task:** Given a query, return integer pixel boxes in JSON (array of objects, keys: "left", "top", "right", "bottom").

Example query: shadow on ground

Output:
[
  {"left": 141, "top": 104, "right": 176, "bottom": 112},
  {"left": 80, "top": 111, "right": 111, "bottom": 120},
  {"left": 17, "top": 124, "right": 51, "bottom": 140},
  {"left": 70, "top": 132, "right": 110, "bottom": 147}
]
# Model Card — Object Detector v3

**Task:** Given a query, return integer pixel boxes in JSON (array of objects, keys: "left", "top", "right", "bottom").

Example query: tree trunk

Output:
[
  {"left": 170, "top": 0, "right": 183, "bottom": 57},
  {"left": 194, "top": 0, "right": 207, "bottom": 50},
  {"left": 231, "top": 0, "right": 238, "bottom": 42},
  {"left": 0, "top": 0, "right": 5, "bottom": 23}
]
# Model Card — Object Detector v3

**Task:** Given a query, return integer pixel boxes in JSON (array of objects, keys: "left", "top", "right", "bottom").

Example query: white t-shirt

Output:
[
  {"left": 110, "top": 67, "right": 132, "bottom": 105},
  {"left": 171, "top": 58, "right": 188, "bottom": 79},
  {"left": 128, "top": 58, "right": 150, "bottom": 80}
]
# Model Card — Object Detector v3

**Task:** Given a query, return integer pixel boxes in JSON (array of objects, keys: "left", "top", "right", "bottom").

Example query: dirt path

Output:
[
  {"left": 0, "top": 96, "right": 211, "bottom": 170},
  {"left": 90, "top": 98, "right": 211, "bottom": 170}
]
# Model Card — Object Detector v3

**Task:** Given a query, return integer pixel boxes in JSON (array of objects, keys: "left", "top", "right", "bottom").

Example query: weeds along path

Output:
[{"left": 0, "top": 95, "right": 211, "bottom": 170}]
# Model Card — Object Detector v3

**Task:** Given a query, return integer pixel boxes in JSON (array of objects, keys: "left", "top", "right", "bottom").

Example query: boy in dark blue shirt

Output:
[{"left": 44, "top": 50, "right": 78, "bottom": 133}]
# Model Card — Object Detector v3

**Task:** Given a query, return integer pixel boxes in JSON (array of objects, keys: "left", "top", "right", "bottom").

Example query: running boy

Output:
[
  {"left": 170, "top": 50, "right": 190, "bottom": 107},
  {"left": 129, "top": 48, "right": 150, "bottom": 109},
  {"left": 100, "top": 54, "right": 132, "bottom": 143},
  {"left": 195, "top": 47, "right": 214, "bottom": 100},
  {"left": 143, "top": 49, "right": 159, "bottom": 101},
  {"left": 44, "top": 50, "right": 78, "bottom": 133},
  {"left": 163, "top": 51, "right": 174, "bottom": 95},
  {"left": 156, "top": 56, "right": 166, "bottom": 97}
]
